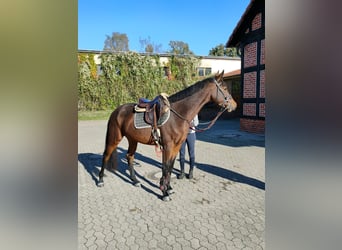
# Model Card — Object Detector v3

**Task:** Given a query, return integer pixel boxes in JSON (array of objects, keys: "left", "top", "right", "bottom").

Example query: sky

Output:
[{"left": 78, "top": 0, "right": 251, "bottom": 56}]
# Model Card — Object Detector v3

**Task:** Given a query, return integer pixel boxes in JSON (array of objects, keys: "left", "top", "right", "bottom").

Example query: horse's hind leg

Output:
[
  {"left": 98, "top": 145, "right": 116, "bottom": 187},
  {"left": 98, "top": 123, "right": 122, "bottom": 187},
  {"left": 126, "top": 139, "right": 140, "bottom": 187}
]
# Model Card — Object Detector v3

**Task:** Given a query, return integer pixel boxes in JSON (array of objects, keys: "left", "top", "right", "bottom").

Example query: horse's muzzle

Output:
[{"left": 225, "top": 99, "right": 237, "bottom": 112}]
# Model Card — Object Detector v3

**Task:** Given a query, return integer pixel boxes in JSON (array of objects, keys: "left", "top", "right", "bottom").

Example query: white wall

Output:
[
  {"left": 199, "top": 57, "right": 241, "bottom": 74},
  {"left": 91, "top": 52, "right": 241, "bottom": 75}
]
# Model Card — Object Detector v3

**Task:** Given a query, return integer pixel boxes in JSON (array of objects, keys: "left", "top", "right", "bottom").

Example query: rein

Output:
[
  {"left": 169, "top": 77, "right": 232, "bottom": 132},
  {"left": 170, "top": 106, "right": 228, "bottom": 132},
  {"left": 169, "top": 107, "right": 192, "bottom": 126},
  {"left": 191, "top": 107, "right": 227, "bottom": 132}
]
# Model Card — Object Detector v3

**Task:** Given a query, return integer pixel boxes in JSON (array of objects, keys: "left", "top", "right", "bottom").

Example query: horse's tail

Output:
[{"left": 104, "top": 109, "right": 123, "bottom": 171}]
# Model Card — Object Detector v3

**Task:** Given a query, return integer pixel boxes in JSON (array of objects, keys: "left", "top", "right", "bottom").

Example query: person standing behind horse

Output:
[{"left": 178, "top": 114, "right": 199, "bottom": 179}]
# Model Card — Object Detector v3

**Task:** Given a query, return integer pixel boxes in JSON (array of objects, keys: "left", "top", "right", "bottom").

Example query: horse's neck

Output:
[{"left": 171, "top": 88, "right": 211, "bottom": 121}]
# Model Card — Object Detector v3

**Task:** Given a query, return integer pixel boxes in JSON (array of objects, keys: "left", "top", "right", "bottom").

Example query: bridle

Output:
[
  {"left": 214, "top": 79, "right": 234, "bottom": 112},
  {"left": 170, "top": 78, "right": 234, "bottom": 132}
]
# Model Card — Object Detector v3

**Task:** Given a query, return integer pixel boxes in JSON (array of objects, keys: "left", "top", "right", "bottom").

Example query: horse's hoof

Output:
[
  {"left": 134, "top": 182, "right": 141, "bottom": 187},
  {"left": 97, "top": 181, "right": 104, "bottom": 187},
  {"left": 162, "top": 195, "right": 171, "bottom": 202}
]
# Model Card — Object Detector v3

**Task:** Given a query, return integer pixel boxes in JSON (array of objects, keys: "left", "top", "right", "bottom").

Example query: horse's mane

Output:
[{"left": 168, "top": 77, "right": 214, "bottom": 103}]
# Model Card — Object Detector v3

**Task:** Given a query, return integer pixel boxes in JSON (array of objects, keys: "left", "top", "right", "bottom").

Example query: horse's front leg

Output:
[
  {"left": 160, "top": 157, "right": 176, "bottom": 201},
  {"left": 166, "top": 159, "right": 176, "bottom": 195}
]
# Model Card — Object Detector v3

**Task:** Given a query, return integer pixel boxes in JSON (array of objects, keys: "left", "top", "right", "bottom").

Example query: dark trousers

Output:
[{"left": 179, "top": 132, "right": 196, "bottom": 172}]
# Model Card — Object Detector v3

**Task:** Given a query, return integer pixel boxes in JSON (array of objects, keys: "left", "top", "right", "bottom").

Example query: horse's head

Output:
[{"left": 210, "top": 71, "right": 237, "bottom": 112}]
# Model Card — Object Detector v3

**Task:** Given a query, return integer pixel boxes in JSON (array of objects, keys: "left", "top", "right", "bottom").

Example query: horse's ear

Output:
[{"left": 215, "top": 70, "right": 225, "bottom": 82}]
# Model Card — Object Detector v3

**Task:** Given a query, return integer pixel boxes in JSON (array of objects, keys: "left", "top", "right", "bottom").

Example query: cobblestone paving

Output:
[{"left": 78, "top": 119, "right": 265, "bottom": 249}]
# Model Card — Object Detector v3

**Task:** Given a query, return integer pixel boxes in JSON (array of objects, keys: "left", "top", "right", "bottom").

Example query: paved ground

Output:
[{"left": 78, "top": 119, "right": 265, "bottom": 249}]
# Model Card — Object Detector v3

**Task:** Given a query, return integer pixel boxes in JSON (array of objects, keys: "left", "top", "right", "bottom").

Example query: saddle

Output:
[
  {"left": 134, "top": 93, "right": 170, "bottom": 146},
  {"left": 137, "top": 96, "right": 160, "bottom": 109}
]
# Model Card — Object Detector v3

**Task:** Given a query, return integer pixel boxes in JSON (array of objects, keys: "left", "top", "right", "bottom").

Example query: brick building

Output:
[{"left": 226, "top": 0, "right": 265, "bottom": 133}]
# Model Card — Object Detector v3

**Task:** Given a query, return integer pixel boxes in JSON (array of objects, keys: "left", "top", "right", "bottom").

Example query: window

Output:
[
  {"left": 197, "top": 67, "right": 212, "bottom": 76},
  {"left": 96, "top": 65, "right": 103, "bottom": 76}
]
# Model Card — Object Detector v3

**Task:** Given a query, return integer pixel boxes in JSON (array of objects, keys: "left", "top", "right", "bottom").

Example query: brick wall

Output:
[
  {"left": 243, "top": 71, "right": 257, "bottom": 98},
  {"left": 260, "top": 39, "right": 265, "bottom": 65},
  {"left": 252, "top": 13, "right": 262, "bottom": 31},
  {"left": 259, "top": 103, "right": 265, "bottom": 117},
  {"left": 259, "top": 70, "right": 265, "bottom": 98},
  {"left": 243, "top": 103, "right": 256, "bottom": 116},
  {"left": 241, "top": 11, "right": 265, "bottom": 134},
  {"left": 244, "top": 42, "right": 257, "bottom": 68},
  {"left": 240, "top": 118, "right": 265, "bottom": 134}
]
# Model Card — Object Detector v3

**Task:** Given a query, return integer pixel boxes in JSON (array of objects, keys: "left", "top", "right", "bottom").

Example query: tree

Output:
[
  {"left": 139, "top": 36, "right": 163, "bottom": 53},
  {"left": 209, "top": 44, "right": 240, "bottom": 57},
  {"left": 103, "top": 32, "right": 129, "bottom": 52},
  {"left": 225, "top": 47, "right": 240, "bottom": 57},
  {"left": 209, "top": 44, "right": 225, "bottom": 56},
  {"left": 168, "top": 40, "right": 194, "bottom": 55}
]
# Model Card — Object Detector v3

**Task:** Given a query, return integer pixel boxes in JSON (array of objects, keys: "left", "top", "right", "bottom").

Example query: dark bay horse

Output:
[{"left": 98, "top": 71, "right": 237, "bottom": 201}]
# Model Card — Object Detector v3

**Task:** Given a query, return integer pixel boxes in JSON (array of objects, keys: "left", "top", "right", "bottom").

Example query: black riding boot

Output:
[
  {"left": 178, "top": 160, "right": 185, "bottom": 179},
  {"left": 188, "top": 158, "right": 195, "bottom": 179}
]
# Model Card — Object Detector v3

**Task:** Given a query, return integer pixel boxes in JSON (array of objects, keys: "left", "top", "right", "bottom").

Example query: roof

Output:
[
  {"left": 223, "top": 69, "right": 241, "bottom": 78},
  {"left": 226, "top": 0, "right": 264, "bottom": 47}
]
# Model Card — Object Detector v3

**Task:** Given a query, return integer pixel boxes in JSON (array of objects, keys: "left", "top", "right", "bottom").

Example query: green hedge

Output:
[{"left": 78, "top": 52, "right": 200, "bottom": 111}]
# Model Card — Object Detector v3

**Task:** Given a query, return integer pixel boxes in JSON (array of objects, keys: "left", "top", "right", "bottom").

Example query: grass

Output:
[{"left": 78, "top": 110, "right": 113, "bottom": 120}]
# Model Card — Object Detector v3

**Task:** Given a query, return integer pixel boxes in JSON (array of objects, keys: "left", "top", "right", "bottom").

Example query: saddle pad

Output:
[{"left": 134, "top": 109, "right": 170, "bottom": 129}]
